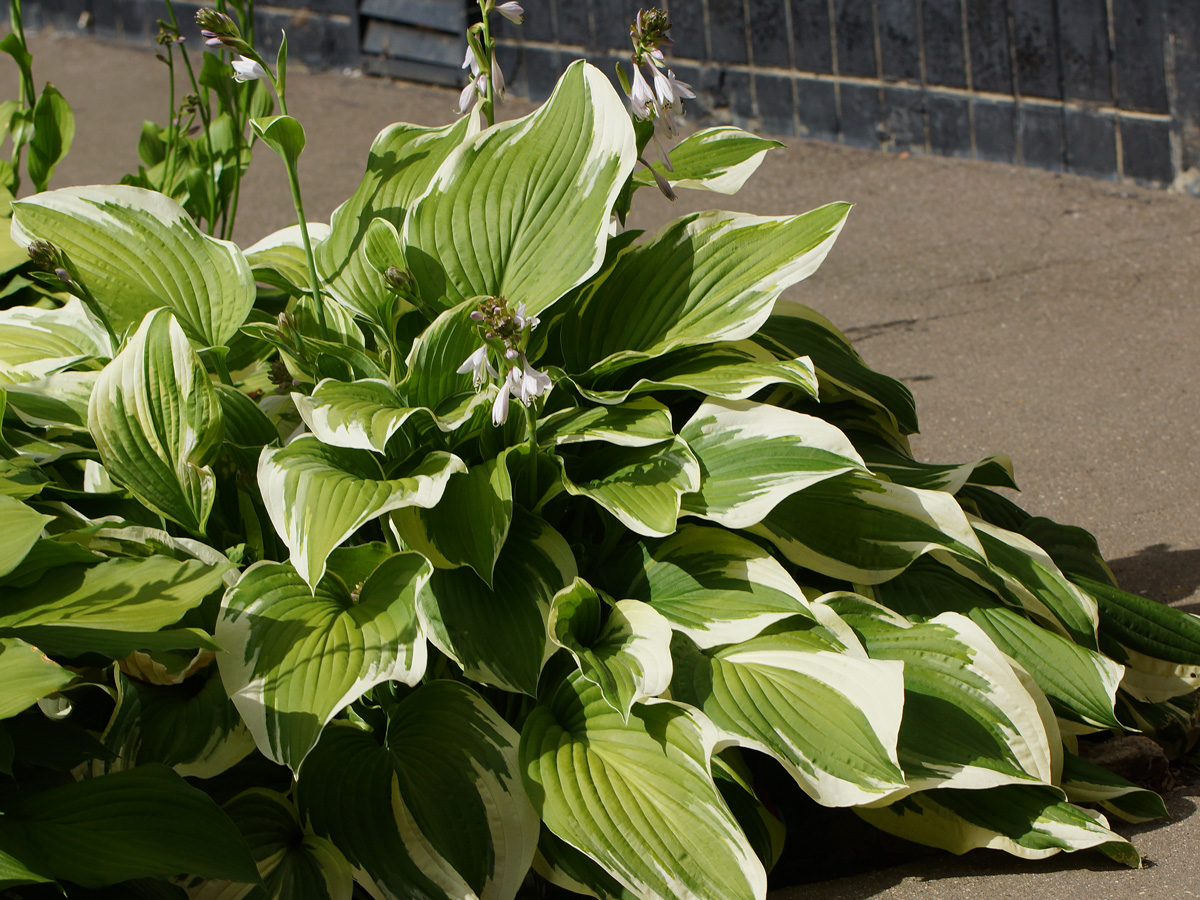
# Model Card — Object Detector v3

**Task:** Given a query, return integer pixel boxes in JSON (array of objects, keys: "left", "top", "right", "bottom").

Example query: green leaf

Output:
[
  {"left": 0, "top": 764, "right": 260, "bottom": 887},
  {"left": 521, "top": 671, "right": 766, "bottom": 900},
  {"left": 858, "top": 442, "right": 1017, "bottom": 492},
  {"left": 88, "top": 309, "right": 224, "bottom": 534},
  {"left": 534, "top": 827, "right": 636, "bottom": 900},
  {"left": 3, "top": 370, "right": 96, "bottom": 431},
  {"left": 1060, "top": 751, "right": 1168, "bottom": 824},
  {"left": 403, "top": 61, "right": 635, "bottom": 316},
  {"left": 751, "top": 471, "right": 985, "bottom": 584},
  {"left": 294, "top": 378, "right": 452, "bottom": 452},
  {"left": 390, "top": 452, "right": 513, "bottom": 586},
  {"left": 244, "top": 222, "right": 331, "bottom": 293},
  {"left": 632, "top": 126, "right": 783, "bottom": 194},
  {"left": 100, "top": 668, "right": 255, "bottom": 779},
  {"left": 28, "top": 83, "right": 75, "bottom": 192},
  {"left": 617, "top": 525, "right": 814, "bottom": 648},
  {"left": 548, "top": 578, "right": 673, "bottom": 721},
  {"left": 299, "top": 682, "right": 539, "bottom": 900},
  {"left": 0, "top": 297, "right": 113, "bottom": 374},
  {"left": 250, "top": 115, "right": 306, "bottom": 169},
  {"left": 680, "top": 398, "right": 864, "bottom": 528},
  {"left": 556, "top": 437, "right": 700, "bottom": 538},
  {"left": 217, "top": 553, "right": 431, "bottom": 772},
  {"left": 0, "top": 494, "right": 51, "bottom": 579},
  {"left": 218, "top": 789, "right": 352, "bottom": 900},
  {"left": 10, "top": 185, "right": 256, "bottom": 345},
  {"left": 560, "top": 204, "right": 850, "bottom": 378},
  {"left": 539, "top": 398, "right": 675, "bottom": 448},
  {"left": 417, "top": 513, "right": 576, "bottom": 695},
  {"left": 857, "top": 785, "right": 1139, "bottom": 867},
  {"left": 257, "top": 436, "right": 464, "bottom": 590},
  {"left": 0, "top": 637, "right": 73, "bottom": 719},
  {"left": 316, "top": 115, "right": 479, "bottom": 322},
  {"left": 670, "top": 623, "right": 908, "bottom": 808}
]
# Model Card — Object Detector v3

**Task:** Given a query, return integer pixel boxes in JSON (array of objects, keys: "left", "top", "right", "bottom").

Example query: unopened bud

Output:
[
  {"left": 470, "top": 310, "right": 485, "bottom": 322},
  {"left": 27, "top": 239, "right": 61, "bottom": 269},
  {"left": 384, "top": 266, "right": 415, "bottom": 295},
  {"left": 505, "top": 347, "right": 518, "bottom": 360},
  {"left": 54, "top": 267, "right": 71, "bottom": 284}
]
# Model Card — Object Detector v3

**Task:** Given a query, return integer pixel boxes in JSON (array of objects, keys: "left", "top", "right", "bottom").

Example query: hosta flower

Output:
[
  {"left": 457, "top": 345, "right": 498, "bottom": 389},
  {"left": 492, "top": 375, "right": 512, "bottom": 425},
  {"left": 495, "top": 1, "right": 524, "bottom": 24},
  {"left": 231, "top": 56, "right": 267, "bottom": 83},
  {"left": 514, "top": 356, "right": 552, "bottom": 405},
  {"left": 652, "top": 66, "right": 693, "bottom": 108},
  {"left": 628, "top": 64, "right": 655, "bottom": 119}
]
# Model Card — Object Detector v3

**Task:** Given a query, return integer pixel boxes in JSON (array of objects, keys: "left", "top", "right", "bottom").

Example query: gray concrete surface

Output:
[{"left": 14, "top": 30, "right": 1200, "bottom": 899}]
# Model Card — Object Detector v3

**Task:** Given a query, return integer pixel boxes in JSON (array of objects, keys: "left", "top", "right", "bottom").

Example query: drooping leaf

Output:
[
  {"left": 27, "top": 83, "right": 75, "bottom": 192},
  {"left": 538, "top": 398, "right": 675, "bottom": 448},
  {"left": 548, "top": 578, "right": 673, "bottom": 721},
  {"left": 257, "top": 436, "right": 464, "bottom": 590},
  {"left": 10, "top": 185, "right": 255, "bottom": 345},
  {"left": 0, "top": 637, "right": 73, "bottom": 719},
  {"left": 403, "top": 60, "right": 635, "bottom": 316},
  {"left": 0, "top": 297, "right": 114, "bottom": 373},
  {"left": 250, "top": 115, "right": 306, "bottom": 169},
  {"left": 0, "top": 494, "right": 50, "bottom": 579},
  {"left": 1060, "top": 751, "right": 1168, "bottom": 824},
  {"left": 632, "top": 126, "right": 783, "bottom": 195},
  {"left": 522, "top": 671, "right": 767, "bottom": 900},
  {"left": 417, "top": 513, "right": 576, "bottom": 695},
  {"left": 244, "top": 222, "right": 331, "bottom": 294},
  {"left": 217, "top": 553, "right": 431, "bottom": 772},
  {"left": 88, "top": 308, "right": 224, "bottom": 534},
  {"left": 299, "top": 681, "right": 539, "bottom": 900}
]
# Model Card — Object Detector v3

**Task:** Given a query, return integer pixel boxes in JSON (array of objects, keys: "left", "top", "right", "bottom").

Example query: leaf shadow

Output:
[{"left": 1109, "top": 544, "right": 1200, "bottom": 613}]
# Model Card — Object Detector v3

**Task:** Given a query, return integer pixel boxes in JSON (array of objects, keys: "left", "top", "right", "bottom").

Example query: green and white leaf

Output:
[
  {"left": 539, "top": 399, "right": 675, "bottom": 448},
  {"left": 556, "top": 437, "right": 700, "bottom": 538},
  {"left": 244, "top": 222, "right": 331, "bottom": 293},
  {"left": 416, "top": 514, "right": 576, "bottom": 696},
  {"left": 560, "top": 204, "right": 849, "bottom": 378},
  {"left": 404, "top": 61, "right": 635, "bottom": 316},
  {"left": 4, "top": 370, "right": 96, "bottom": 430},
  {"left": 751, "top": 471, "right": 985, "bottom": 584},
  {"left": 1060, "top": 752, "right": 1168, "bottom": 824},
  {"left": 670, "top": 624, "right": 907, "bottom": 808},
  {"left": 88, "top": 308, "right": 224, "bottom": 534},
  {"left": 617, "top": 525, "right": 813, "bottom": 648},
  {"left": 859, "top": 442, "right": 1017, "bottom": 493},
  {"left": 521, "top": 671, "right": 766, "bottom": 900},
  {"left": 10, "top": 185, "right": 255, "bottom": 345},
  {"left": 0, "top": 297, "right": 114, "bottom": 373},
  {"left": 299, "top": 681, "right": 538, "bottom": 900},
  {"left": 217, "top": 553, "right": 431, "bottom": 772},
  {"left": 680, "top": 398, "right": 864, "bottom": 528},
  {"left": 857, "top": 785, "right": 1139, "bottom": 867},
  {"left": 0, "top": 637, "right": 73, "bottom": 719},
  {"left": 257, "top": 435, "right": 464, "bottom": 589},
  {"left": 548, "top": 578, "right": 673, "bottom": 721},
  {"left": 633, "top": 127, "right": 783, "bottom": 194}
]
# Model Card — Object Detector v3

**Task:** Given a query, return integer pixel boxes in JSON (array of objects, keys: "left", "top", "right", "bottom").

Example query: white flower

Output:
[
  {"left": 514, "top": 355, "right": 552, "bottom": 405},
  {"left": 492, "top": 54, "right": 506, "bottom": 99},
  {"left": 651, "top": 66, "right": 694, "bottom": 108},
  {"left": 458, "top": 74, "right": 486, "bottom": 114},
  {"left": 456, "top": 345, "right": 497, "bottom": 389},
  {"left": 495, "top": 1, "right": 524, "bottom": 24},
  {"left": 628, "top": 64, "right": 656, "bottom": 119},
  {"left": 231, "top": 56, "right": 267, "bottom": 83},
  {"left": 463, "top": 44, "right": 481, "bottom": 75},
  {"left": 491, "top": 379, "right": 511, "bottom": 425}
]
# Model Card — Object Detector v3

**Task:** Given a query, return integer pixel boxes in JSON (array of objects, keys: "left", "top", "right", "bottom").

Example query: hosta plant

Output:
[{"left": 1, "top": 5, "right": 1199, "bottom": 898}]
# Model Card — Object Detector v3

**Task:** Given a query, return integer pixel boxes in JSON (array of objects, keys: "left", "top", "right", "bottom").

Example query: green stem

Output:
[
  {"left": 162, "top": 50, "right": 178, "bottom": 194},
  {"left": 523, "top": 400, "right": 538, "bottom": 508},
  {"left": 283, "top": 158, "right": 327, "bottom": 339},
  {"left": 9, "top": 0, "right": 34, "bottom": 109},
  {"left": 214, "top": 353, "right": 234, "bottom": 386},
  {"left": 479, "top": 6, "right": 495, "bottom": 126}
]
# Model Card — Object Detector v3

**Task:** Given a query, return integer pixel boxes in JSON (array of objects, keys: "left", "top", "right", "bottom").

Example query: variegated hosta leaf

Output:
[
  {"left": 88, "top": 308, "right": 224, "bottom": 534},
  {"left": 566, "top": 341, "right": 818, "bottom": 406},
  {"left": 417, "top": 513, "right": 576, "bottom": 696},
  {"left": 827, "top": 598, "right": 1055, "bottom": 793},
  {"left": 207, "top": 789, "right": 353, "bottom": 900},
  {"left": 858, "top": 442, "right": 1017, "bottom": 493},
  {"left": 617, "top": 525, "right": 812, "bottom": 648},
  {"left": 548, "top": 578, "right": 673, "bottom": 721},
  {"left": 560, "top": 204, "right": 850, "bottom": 379},
  {"left": 758, "top": 303, "right": 918, "bottom": 434},
  {"left": 670, "top": 623, "right": 908, "bottom": 808},
  {"left": 244, "top": 222, "right": 332, "bottom": 293},
  {"left": 712, "top": 750, "right": 788, "bottom": 873},
  {"left": 751, "top": 471, "right": 986, "bottom": 584},
  {"left": 216, "top": 553, "right": 431, "bottom": 772},
  {"left": 10, "top": 185, "right": 255, "bottom": 346},
  {"left": 317, "top": 115, "right": 479, "bottom": 322},
  {"left": 0, "top": 636, "right": 72, "bottom": 719},
  {"left": 99, "top": 668, "right": 255, "bottom": 779},
  {"left": 970, "top": 518, "right": 1099, "bottom": 649},
  {"left": 538, "top": 398, "right": 675, "bottom": 448},
  {"left": 1061, "top": 751, "right": 1168, "bottom": 824},
  {"left": 299, "top": 681, "right": 539, "bottom": 900},
  {"left": 556, "top": 437, "right": 700, "bottom": 538},
  {"left": 0, "top": 493, "right": 51, "bottom": 579},
  {"left": 969, "top": 605, "right": 1124, "bottom": 729},
  {"left": 0, "top": 297, "right": 114, "bottom": 374},
  {"left": 404, "top": 62, "right": 634, "bottom": 316},
  {"left": 679, "top": 398, "right": 864, "bottom": 529},
  {"left": 0, "top": 555, "right": 229, "bottom": 658},
  {"left": 391, "top": 452, "right": 513, "bottom": 587},
  {"left": 521, "top": 671, "right": 767, "bottom": 900},
  {"left": 1076, "top": 574, "right": 1200, "bottom": 702},
  {"left": 3, "top": 370, "right": 97, "bottom": 431},
  {"left": 633, "top": 126, "right": 783, "bottom": 194},
  {"left": 535, "top": 827, "right": 636, "bottom": 900},
  {"left": 856, "top": 785, "right": 1140, "bottom": 867},
  {"left": 257, "top": 435, "right": 464, "bottom": 590}
]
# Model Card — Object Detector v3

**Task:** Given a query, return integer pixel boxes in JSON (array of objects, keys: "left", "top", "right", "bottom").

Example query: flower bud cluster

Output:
[
  {"left": 26, "top": 240, "right": 72, "bottom": 285},
  {"left": 196, "top": 9, "right": 248, "bottom": 52},
  {"left": 458, "top": 295, "right": 551, "bottom": 425}
]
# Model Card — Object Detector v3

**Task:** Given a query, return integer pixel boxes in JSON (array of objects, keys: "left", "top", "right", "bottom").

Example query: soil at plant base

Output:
[{"left": 18, "top": 29, "right": 1200, "bottom": 900}]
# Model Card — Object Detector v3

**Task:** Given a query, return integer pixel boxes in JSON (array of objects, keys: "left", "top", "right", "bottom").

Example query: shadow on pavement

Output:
[{"left": 1110, "top": 544, "right": 1200, "bottom": 613}]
